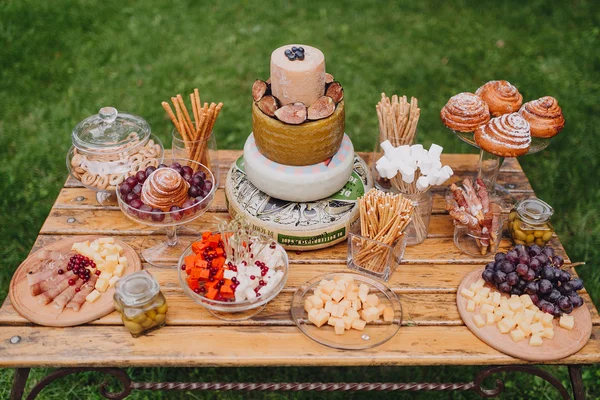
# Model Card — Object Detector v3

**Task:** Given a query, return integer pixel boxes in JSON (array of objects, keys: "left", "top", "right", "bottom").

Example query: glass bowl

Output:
[
  {"left": 115, "top": 157, "right": 216, "bottom": 267},
  {"left": 178, "top": 239, "right": 289, "bottom": 321},
  {"left": 291, "top": 272, "right": 402, "bottom": 350}
]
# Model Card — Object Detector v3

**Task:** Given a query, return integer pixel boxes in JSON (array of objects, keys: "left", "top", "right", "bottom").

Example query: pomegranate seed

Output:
[
  {"left": 68, "top": 279, "right": 75, "bottom": 285},
  {"left": 194, "top": 288, "right": 201, "bottom": 294},
  {"left": 250, "top": 275, "right": 255, "bottom": 280},
  {"left": 199, "top": 287, "right": 206, "bottom": 293},
  {"left": 255, "top": 261, "right": 260, "bottom": 266},
  {"left": 57, "top": 269, "right": 64, "bottom": 275},
  {"left": 259, "top": 280, "right": 265, "bottom": 286},
  {"left": 242, "top": 261, "right": 247, "bottom": 266},
  {"left": 219, "top": 279, "right": 225, "bottom": 285},
  {"left": 261, "top": 270, "right": 267, "bottom": 277},
  {"left": 230, "top": 266, "right": 237, "bottom": 272},
  {"left": 95, "top": 270, "right": 101, "bottom": 276},
  {"left": 181, "top": 265, "right": 186, "bottom": 270}
]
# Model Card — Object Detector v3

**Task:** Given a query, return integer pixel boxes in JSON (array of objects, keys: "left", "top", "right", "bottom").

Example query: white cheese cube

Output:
[
  {"left": 324, "top": 300, "right": 334, "bottom": 313},
  {"left": 530, "top": 322, "right": 544, "bottom": 333},
  {"left": 304, "top": 299, "right": 314, "bottom": 313},
  {"left": 542, "top": 327, "right": 555, "bottom": 339},
  {"left": 245, "top": 288, "right": 257, "bottom": 300},
  {"left": 529, "top": 334, "right": 544, "bottom": 346},
  {"left": 473, "top": 314, "right": 485, "bottom": 328},
  {"left": 472, "top": 294, "right": 483, "bottom": 305},
  {"left": 523, "top": 309, "right": 535, "bottom": 325},
  {"left": 479, "top": 287, "right": 491, "bottom": 298},
  {"left": 99, "top": 271, "right": 112, "bottom": 281},
  {"left": 332, "top": 304, "right": 345, "bottom": 318},
  {"left": 313, "top": 310, "right": 330, "bottom": 328},
  {"left": 346, "top": 308, "right": 360, "bottom": 320},
  {"left": 308, "top": 295, "right": 324, "bottom": 310},
  {"left": 331, "top": 290, "right": 344, "bottom": 303},
  {"left": 460, "top": 288, "right": 475, "bottom": 300},
  {"left": 541, "top": 313, "right": 554, "bottom": 327},
  {"left": 365, "top": 294, "right": 379, "bottom": 307},
  {"left": 342, "top": 316, "right": 354, "bottom": 330},
  {"left": 501, "top": 309, "right": 515, "bottom": 320},
  {"left": 559, "top": 315, "right": 575, "bottom": 330},
  {"left": 346, "top": 291, "right": 358, "bottom": 301},
  {"left": 308, "top": 308, "right": 319, "bottom": 319},
  {"left": 481, "top": 304, "right": 494, "bottom": 314},
  {"left": 383, "top": 306, "right": 394, "bottom": 322},
  {"left": 113, "top": 262, "right": 124, "bottom": 277},
  {"left": 520, "top": 294, "right": 533, "bottom": 308},
  {"left": 513, "top": 312, "right": 525, "bottom": 325},
  {"left": 95, "top": 278, "right": 109, "bottom": 293},
  {"left": 85, "top": 289, "right": 101, "bottom": 303},
  {"left": 108, "top": 275, "right": 119, "bottom": 288},
  {"left": 510, "top": 329, "right": 526, "bottom": 342},
  {"left": 334, "top": 319, "right": 346, "bottom": 335},
  {"left": 328, "top": 316, "right": 342, "bottom": 327},
  {"left": 498, "top": 318, "right": 516, "bottom": 333},
  {"left": 473, "top": 278, "right": 485, "bottom": 290},
  {"left": 352, "top": 299, "right": 361, "bottom": 311},
  {"left": 358, "top": 284, "right": 370, "bottom": 302},
  {"left": 351, "top": 319, "right": 366, "bottom": 331},
  {"left": 467, "top": 300, "right": 476, "bottom": 312},
  {"left": 491, "top": 292, "right": 502, "bottom": 306},
  {"left": 519, "top": 321, "right": 532, "bottom": 337},
  {"left": 486, "top": 312, "right": 495, "bottom": 325},
  {"left": 533, "top": 311, "right": 545, "bottom": 323},
  {"left": 98, "top": 237, "right": 114, "bottom": 244}
]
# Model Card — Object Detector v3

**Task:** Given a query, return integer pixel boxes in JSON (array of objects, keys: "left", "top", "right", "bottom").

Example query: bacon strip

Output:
[{"left": 66, "top": 275, "right": 98, "bottom": 312}]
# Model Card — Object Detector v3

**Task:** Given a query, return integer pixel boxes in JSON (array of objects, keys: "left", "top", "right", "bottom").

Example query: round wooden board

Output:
[
  {"left": 457, "top": 268, "right": 592, "bottom": 362},
  {"left": 9, "top": 236, "right": 142, "bottom": 327}
]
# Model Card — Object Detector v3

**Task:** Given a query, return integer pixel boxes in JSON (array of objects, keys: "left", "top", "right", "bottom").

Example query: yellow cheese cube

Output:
[
  {"left": 346, "top": 282, "right": 358, "bottom": 294},
  {"left": 494, "top": 313, "right": 503, "bottom": 323},
  {"left": 467, "top": 300, "right": 476, "bottom": 312},
  {"left": 95, "top": 278, "right": 109, "bottom": 293},
  {"left": 500, "top": 297, "right": 508, "bottom": 309},
  {"left": 108, "top": 276, "right": 119, "bottom": 288},
  {"left": 331, "top": 290, "right": 344, "bottom": 303},
  {"left": 332, "top": 304, "right": 345, "bottom": 318},
  {"left": 529, "top": 334, "right": 544, "bottom": 346},
  {"left": 114, "top": 263, "right": 125, "bottom": 277},
  {"left": 501, "top": 309, "right": 515, "bottom": 320},
  {"left": 509, "top": 298, "right": 524, "bottom": 312},
  {"left": 523, "top": 309, "right": 536, "bottom": 325},
  {"left": 99, "top": 271, "right": 112, "bottom": 281},
  {"left": 105, "top": 253, "right": 119, "bottom": 263},
  {"left": 90, "top": 241, "right": 101, "bottom": 252},
  {"left": 85, "top": 289, "right": 101, "bottom": 303},
  {"left": 352, "top": 299, "right": 361, "bottom": 311},
  {"left": 472, "top": 294, "right": 483, "bottom": 305},
  {"left": 498, "top": 317, "right": 516, "bottom": 333},
  {"left": 473, "top": 315, "right": 485, "bottom": 328},
  {"left": 518, "top": 321, "right": 532, "bottom": 337},
  {"left": 533, "top": 311, "right": 545, "bottom": 323},
  {"left": 479, "top": 296, "right": 491, "bottom": 305},
  {"left": 486, "top": 312, "right": 495, "bottom": 325},
  {"left": 342, "top": 316, "right": 354, "bottom": 330},
  {"left": 320, "top": 280, "right": 336, "bottom": 295},
  {"left": 541, "top": 313, "right": 554, "bottom": 327},
  {"left": 494, "top": 308, "right": 503, "bottom": 317},
  {"left": 98, "top": 237, "right": 115, "bottom": 244},
  {"left": 304, "top": 299, "right": 314, "bottom": 313},
  {"left": 351, "top": 319, "right": 366, "bottom": 331},
  {"left": 114, "top": 244, "right": 124, "bottom": 255},
  {"left": 559, "top": 315, "right": 575, "bottom": 330},
  {"left": 376, "top": 303, "right": 386, "bottom": 317},
  {"left": 491, "top": 292, "right": 502, "bottom": 306},
  {"left": 530, "top": 322, "right": 544, "bottom": 333},
  {"left": 346, "top": 308, "right": 360, "bottom": 320},
  {"left": 328, "top": 316, "right": 342, "bottom": 327},
  {"left": 460, "top": 288, "right": 475, "bottom": 300},
  {"left": 510, "top": 329, "right": 526, "bottom": 342},
  {"left": 365, "top": 294, "right": 379, "bottom": 307},
  {"left": 479, "top": 287, "right": 491, "bottom": 299},
  {"left": 345, "top": 291, "right": 358, "bottom": 301},
  {"left": 520, "top": 294, "right": 533, "bottom": 308},
  {"left": 319, "top": 292, "right": 332, "bottom": 303},
  {"left": 481, "top": 304, "right": 494, "bottom": 314},
  {"left": 383, "top": 306, "right": 394, "bottom": 322},
  {"left": 312, "top": 310, "right": 330, "bottom": 328},
  {"left": 324, "top": 300, "right": 334, "bottom": 313},
  {"left": 308, "top": 308, "right": 319, "bottom": 319},
  {"left": 338, "top": 300, "right": 351, "bottom": 310},
  {"left": 309, "top": 295, "right": 323, "bottom": 310},
  {"left": 513, "top": 312, "right": 525, "bottom": 325},
  {"left": 542, "top": 327, "right": 555, "bottom": 339},
  {"left": 473, "top": 278, "right": 485, "bottom": 290},
  {"left": 510, "top": 294, "right": 519, "bottom": 300}
]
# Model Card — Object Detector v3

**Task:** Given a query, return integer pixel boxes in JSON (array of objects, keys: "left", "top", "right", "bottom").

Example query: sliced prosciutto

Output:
[
  {"left": 53, "top": 277, "right": 85, "bottom": 310},
  {"left": 27, "top": 257, "right": 68, "bottom": 286},
  {"left": 36, "top": 272, "right": 76, "bottom": 305},
  {"left": 65, "top": 275, "right": 98, "bottom": 311},
  {"left": 30, "top": 270, "right": 72, "bottom": 296}
]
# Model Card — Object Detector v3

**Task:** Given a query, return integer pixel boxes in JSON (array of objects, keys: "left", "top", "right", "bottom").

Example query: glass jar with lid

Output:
[
  {"left": 509, "top": 198, "right": 554, "bottom": 247},
  {"left": 114, "top": 270, "right": 168, "bottom": 337},
  {"left": 67, "top": 106, "right": 164, "bottom": 205}
]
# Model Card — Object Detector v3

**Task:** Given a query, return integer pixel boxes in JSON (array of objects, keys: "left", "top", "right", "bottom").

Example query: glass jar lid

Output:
[
  {"left": 114, "top": 270, "right": 160, "bottom": 307},
  {"left": 72, "top": 107, "right": 151, "bottom": 155},
  {"left": 515, "top": 198, "right": 554, "bottom": 225}
]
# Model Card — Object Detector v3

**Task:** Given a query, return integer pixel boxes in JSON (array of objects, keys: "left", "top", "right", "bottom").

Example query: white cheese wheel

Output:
[
  {"left": 244, "top": 133, "right": 354, "bottom": 202},
  {"left": 225, "top": 153, "right": 372, "bottom": 251}
]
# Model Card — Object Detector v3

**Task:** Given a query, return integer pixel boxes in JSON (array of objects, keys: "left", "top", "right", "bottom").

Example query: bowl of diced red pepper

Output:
[{"left": 178, "top": 231, "right": 288, "bottom": 319}]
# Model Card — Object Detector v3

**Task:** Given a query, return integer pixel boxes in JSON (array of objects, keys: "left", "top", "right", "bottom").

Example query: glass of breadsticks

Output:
[
  {"left": 163, "top": 89, "right": 222, "bottom": 187},
  {"left": 347, "top": 189, "right": 413, "bottom": 281},
  {"left": 373, "top": 93, "right": 420, "bottom": 191}
]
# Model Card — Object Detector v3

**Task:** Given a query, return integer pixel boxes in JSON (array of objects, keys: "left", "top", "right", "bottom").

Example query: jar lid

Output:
[
  {"left": 515, "top": 198, "right": 553, "bottom": 224},
  {"left": 114, "top": 270, "right": 160, "bottom": 306},
  {"left": 72, "top": 107, "right": 151, "bottom": 155}
]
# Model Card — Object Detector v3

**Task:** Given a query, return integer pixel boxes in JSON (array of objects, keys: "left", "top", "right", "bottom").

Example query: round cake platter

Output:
[{"left": 225, "top": 153, "right": 372, "bottom": 251}]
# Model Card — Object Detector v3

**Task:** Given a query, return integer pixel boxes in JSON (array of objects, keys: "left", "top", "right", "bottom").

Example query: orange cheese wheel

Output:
[{"left": 252, "top": 100, "right": 345, "bottom": 166}]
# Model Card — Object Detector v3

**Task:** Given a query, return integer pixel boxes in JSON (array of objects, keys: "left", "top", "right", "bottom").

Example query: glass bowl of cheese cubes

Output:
[{"left": 291, "top": 272, "right": 402, "bottom": 350}]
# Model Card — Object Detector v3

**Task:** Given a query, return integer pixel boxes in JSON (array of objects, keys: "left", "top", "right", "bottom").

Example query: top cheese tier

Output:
[{"left": 270, "top": 44, "right": 326, "bottom": 107}]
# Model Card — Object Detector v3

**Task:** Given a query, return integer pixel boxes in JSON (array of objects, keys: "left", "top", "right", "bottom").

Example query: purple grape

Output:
[
  {"left": 133, "top": 183, "right": 143, "bottom": 195},
  {"left": 536, "top": 254, "right": 549, "bottom": 265},
  {"left": 135, "top": 170, "right": 147, "bottom": 183},
  {"left": 506, "top": 250, "right": 519, "bottom": 263},
  {"left": 193, "top": 171, "right": 206, "bottom": 180},
  {"left": 553, "top": 307, "right": 563, "bottom": 318},
  {"left": 151, "top": 208, "right": 165, "bottom": 222},
  {"left": 482, "top": 269, "right": 494, "bottom": 283},
  {"left": 515, "top": 279, "right": 527, "bottom": 291},
  {"left": 192, "top": 175, "right": 204, "bottom": 187},
  {"left": 528, "top": 244, "right": 542, "bottom": 257},
  {"left": 570, "top": 278, "right": 584, "bottom": 291},
  {"left": 542, "top": 266, "right": 556, "bottom": 281},
  {"left": 119, "top": 183, "right": 132, "bottom": 196},
  {"left": 129, "top": 199, "right": 144, "bottom": 209},
  {"left": 202, "top": 180, "right": 213, "bottom": 192},
  {"left": 529, "top": 258, "right": 542, "bottom": 271},
  {"left": 513, "top": 244, "right": 526, "bottom": 254},
  {"left": 182, "top": 166, "right": 193, "bottom": 176},
  {"left": 538, "top": 279, "right": 552, "bottom": 294},
  {"left": 138, "top": 204, "right": 153, "bottom": 220},
  {"left": 182, "top": 199, "right": 196, "bottom": 216},
  {"left": 541, "top": 303, "right": 555, "bottom": 315},
  {"left": 145, "top": 166, "right": 157, "bottom": 176},
  {"left": 552, "top": 256, "right": 564, "bottom": 267},
  {"left": 511, "top": 287, "right": 523, "bottom": 296},
  {"left": 518, "top": 254, "right": 530, "bottom": 265},
  {"left": 493, "top": 270, "right": 507, "bottom": 284},
  {"left": 170, "top": 162, "right": 182, "bottom": 169},
  {"left": 516, "top": 263, "right": 529, "bottom": 276},
  {"left": 558, "top": 270, "right": 571, "bottom": 283},
  {"left": 557, "top": 296, "right": 572, "bottom": 311},
  {"left": 188, "top": 185, "right": 201, "bottom": 198},
  {"left": 171, "top": 166, "right": 183, "bottom": 175},
  {"left": 125, "top": 176, "right": 138, "bottom": 186},
  {"left": 542, "top": 246, "right": 555, "bottom": 258},
  {"left": 561, "top": 281, "right": 574, "bottom": 294},
  {"left": 546, "top": 289, "right": 561, "bottom": 303},
  {"left": 495, "top": 253, "right": 507, "bottom": 263},
  {"left": 498, "top": 282, "right": 512, "bottom": 293},
  {"left": 529, "top": 293, "right": 539, "bottom": 304},
  {"left": 569, "top": 294, "right": 584, "bottom": 308},
  {"left": 201, "top": 189, "right": 210, "bottom": 198},
  {"left": 507, "top": 272, "right": 519, "bottom": 286},
  {"left": 523, "top": 269, "right": 536, "bottom": 282},
  {"left": 182, "top": 173, "right": 192, "bottom": 183},
  {"left": 499, "top": 261, "right": 515, "bottom": 274},
  {"left": 158, "top": 163, "right": 167, "bottom": 169},
  {"left": 125, "top": 192, "right": 139, "bottom": 204},
  {"left": 170, "top": 205, "right": 183, "bottom": 221},
  {"left": 525, "top": 281, "right": 539, "bottom": 295}
]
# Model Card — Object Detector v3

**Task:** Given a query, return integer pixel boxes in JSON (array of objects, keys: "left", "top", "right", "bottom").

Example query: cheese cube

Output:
[
  {"left": 304, "top": 299, "right": 314, "bottom": 313},
  {"left": 473, "top": 278, "right": 485, "bottom": 291},
  {"left": 339, "top": 300, "right": 351, "bottom": 310},
  {"left": 494, "top": 313, "right": 502, "bottom": 323},
  {"left": 358, "top": 284, "right": 370, "bottom": 302},
  {"left": 467, "top": 300, "right": 476, "bottom": 312},
  {"left": 321, "top": 281, "right": 336, "bottom": 295},
  {"left": 542, "top": 327, "right": 555, "bottom": 339},
  {"left": 376, "top": 303, "right": 386, "bottom": 317},
  {"left": 114, "top": 244, "right": 124, "bottom": 255},
  {"left": 559, "top": 315, "right": 575, "bottom": 330},
  {"left": 520, "top": 295, "right": 533, "bottom": 308},
  {"left": 98, "top": 237, "right": 115, "bottom": 244},
  {"left": 479, "top": 287, "right": 491, "bottom": 299},
  {"left": 114, "top": 263, "right": 125, "bottom": 277},
  {"left": 486, "top": 312, "right": 495, "bottom": 325},
  {"left": 494, "top": 308, "right": 503, "bottom": 317},
  {"left": 331, "top": 290, "right": 344, "bottom": 303},
  {"left": 498, "top": 318, "right": 516, "bottom": 333},
  {"left": 324, "top": 300, "right": 334, "bottom": 313},
  {"left": 491, "top": 292, "right": 501, "bottom": 306},
  {"left": 509, "top": 298, "right": 524, "bottom": 312},
  {"left": 332, "top": 304, "right": 345, "bottom": 318},
  {"left": 342, "top": 316, "right": 354, "bottom": 330},
  {"left": 523, "top": 309, "right": 535, "bottom": 325},
  {"left": 500, "top": 297, "right": 508, "bottom": 309},
  {"left": 328, "top": 316, "right": 342, "bottom": 327},
  {"left": 479, "top": 296, "right": 490, "bottom": 305},
  {"left": 530, "top": 322, "right": 544, "bottom": 333},
  {"left": 529, "top": 334, "right": 544, "bottom": 346},
  {"left": 346, "top": 282, "right": 358, "bottom": 294},
  {"left": 501, "top": 309, "right": 515, "bottom": 320},
  {"left": 361, "top": 308, "right": 376, "bottom": 323},
  {"left": 105, "top": 253, "right": 119, "bottom": 263},
  {"left": 366, "top": 306, "right": 380, "bottom": 321},
  {"left": 472, "top": 295, "right": 483, "bottom": 305},
  {"left": 99, "top": 271, "right": 112, "bottom": 281},
  {"left": 312, "top": 310, "right": 330, "bottom": 328},
  {"left": 365, "top": 294, "right": 379, "bottom": 307},
  {"left": 308, "top": 295, "right": 324, "bottom": 310},
  {"left": 340, "top": 275, "right": 354, "bottom": 284},
  {"left": 85, "top": 289, "right": 101, "bottom": 303},
  {"left": 95, "top": 278, "right": 109, "bottom": 293},
  {"left": 351, "top": 319, "right": 366, "bottom": 331},
  {"left": 329, "top": 304, "right": 339, "bottom": 317},
  {"left": 533, "top": 311, "right": 545, "bottom": 323},
  {"left": 510, "top": 329, "right": 526, "bottom": 342},
  {"left": 473, "top": 315, "right": 485, "bottom": 328},
  {"left": 519, "top": 321, "right": 532, "bottom": 337},
  {"left": 346, "top": 308, "right": 360, "bottom": 320},
  {"left": 460, "top": 288, "right": 475, "bottom": 300},
  {"left": 308, "top": 308, "right": 319, "bottom": 319},
  {"left": 481, "top": 304, "right": 494, "bottom": 314},
  {"left": 383, "top": 306, "right": 394, "bottom": 322},
  {"left": 513, "top": 312, "right": 525, "bottom": 325},
  {"left": 352, "top": 299, "right": 361, "bottom": 311},
  {"left": 118, "top": 256, "right": 128, "bottom": 267},
  {"left": 541, "top": 313, "right": 554, "bottom": 327},
  {"left": 346, "top": 291, "right": 358, "bottom": 301},
  {"left": 108, "top": 275, "right": 119, "bottom": 288}
]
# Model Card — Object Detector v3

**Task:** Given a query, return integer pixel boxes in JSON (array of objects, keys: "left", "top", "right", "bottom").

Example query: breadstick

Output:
[
  {"left": 161, "top": 102, "right": 183, "bottom": 136},
  {"left": 177, "top": 94, "right": 196, "bottom": 137},
  {"left": 190, "top": 93, "right": 200, "bottom": 133},
  {"left": 172, "top": 97, "right": 191, "bottom": 143}
]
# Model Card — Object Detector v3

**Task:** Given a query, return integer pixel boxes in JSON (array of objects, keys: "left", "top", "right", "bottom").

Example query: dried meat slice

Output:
[
  {"left": 65, "top": 275, "right": 98, "bottom": 312},
  {"left": 53, "top": 278, "right": 85, "bottom": 310},
  {"left": 36, "top": 272, "right": 75, "bottom": 305},
  {"left": 30, "top": 270, "right": 71, "bottom": 296}
]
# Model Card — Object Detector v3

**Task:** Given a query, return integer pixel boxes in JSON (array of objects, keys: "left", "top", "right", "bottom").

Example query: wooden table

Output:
[{"left": 1, "top": 151, "right": 596, "bottom": 399}]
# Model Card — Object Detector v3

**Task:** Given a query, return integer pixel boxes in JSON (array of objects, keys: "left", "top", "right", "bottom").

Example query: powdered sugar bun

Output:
[
  {"left": 141, "top": 168, "right": 190, "bottom": 211},
  {"left": 518, "top": 96, "right": 565, "bottom": 138},
  {"left": 475, "top": 80, "right": 523, "bottom": 117},
  {"left": 474, "top": 113, "right": 531, "bottom": 157},
  {"left": 440, "top": 92, "right": 490, "bottom": 133}
]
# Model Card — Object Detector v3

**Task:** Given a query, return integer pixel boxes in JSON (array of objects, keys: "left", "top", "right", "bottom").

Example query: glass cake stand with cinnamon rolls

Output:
[
  {"left": 441, "top": 82, "right": 566, "bottom": 202},
  {"left": 116, "top": 157, "right": 216, "bottom": 267},
  {"left": 67, "top": 107, "right": 164, "bottom": 206}
]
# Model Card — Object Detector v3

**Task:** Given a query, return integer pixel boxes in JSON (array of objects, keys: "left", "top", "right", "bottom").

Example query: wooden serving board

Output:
[
  {"left": 457, "top": 268, "right": 592, "bottom": 362},
  {"left": 9, "top": 236, "right": 142, "bottom": 327}
]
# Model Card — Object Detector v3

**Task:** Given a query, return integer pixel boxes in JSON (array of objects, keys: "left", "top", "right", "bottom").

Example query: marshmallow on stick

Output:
[{"left": 375, "top": 142, "right": 454, "bottom": 194}]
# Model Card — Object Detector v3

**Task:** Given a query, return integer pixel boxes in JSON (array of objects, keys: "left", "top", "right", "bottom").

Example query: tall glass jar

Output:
[
  {"left": 114, "top": 270, "right": 168, "bottom": 337},
  {"left": 509, "top": 198, "right": 554, "bottom": 247},
  {"left": 401, "top": 191, "right": 433, "bottom": 246}
]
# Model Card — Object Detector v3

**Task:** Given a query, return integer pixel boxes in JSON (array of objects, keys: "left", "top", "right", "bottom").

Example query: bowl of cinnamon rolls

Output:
[{"left": 441, "top": 80, "right": 565, "bottom": 156}]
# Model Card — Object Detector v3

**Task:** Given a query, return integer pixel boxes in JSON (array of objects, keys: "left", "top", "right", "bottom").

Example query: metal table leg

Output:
[
  {"left": 569, "top": 365, "right": 586, "bottom": 400},
  {"left": 9, "top": 368, "right": 30, "bottom": 400}
]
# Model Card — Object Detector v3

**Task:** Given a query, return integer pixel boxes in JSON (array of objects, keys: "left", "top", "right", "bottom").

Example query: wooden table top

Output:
[{"left": 0, "top": 151, "right": 598, "bottom": 368}]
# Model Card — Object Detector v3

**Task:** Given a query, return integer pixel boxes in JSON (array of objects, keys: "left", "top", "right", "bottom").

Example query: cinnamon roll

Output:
[
  {"left": 518, "top": 96, "right": 565, "bottom": 138},
  {"left": 141, "top": 168, "right": 190, "bottom": 211},
  {"left": 440, "top": 92, "right": 490, "bottom": 132},
  {"left": 474, "top": 113, "right": 531, "bottom": 157},
  {"left": 475, "top": 80, "right": 523, "bottom": 117}
]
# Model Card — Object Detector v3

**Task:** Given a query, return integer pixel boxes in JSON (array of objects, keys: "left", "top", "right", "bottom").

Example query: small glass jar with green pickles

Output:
[
  {"left": 114, "top": 270, "right": 168, "bottom": 337},
  {"left": 509, "top": 198, "right": 554, "bottom": 247}
]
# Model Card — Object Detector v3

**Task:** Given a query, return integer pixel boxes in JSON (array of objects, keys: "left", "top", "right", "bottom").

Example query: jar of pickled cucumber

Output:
[
  {"left": 114, "top": 270, "right": 168, "bottom": 337},
  {"left": 509, "top": 198, "right": 554, "bottom": 247}
]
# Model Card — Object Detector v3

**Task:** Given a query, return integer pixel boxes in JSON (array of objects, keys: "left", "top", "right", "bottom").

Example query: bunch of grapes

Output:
[{"left": 482, "top": 244, "right": 584, "bottom": 317}]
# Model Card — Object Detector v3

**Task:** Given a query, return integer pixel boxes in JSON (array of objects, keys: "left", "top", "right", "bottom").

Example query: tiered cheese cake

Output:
[{"left": 225, "top": 44, "right": 372, "bottom": 251}]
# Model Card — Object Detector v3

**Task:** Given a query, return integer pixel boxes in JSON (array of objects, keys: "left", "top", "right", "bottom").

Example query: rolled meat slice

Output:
[
  {"left": 27, "top": 256, "right": 68, "bottom": 286},
  {"left": 36, "top": 272, "right": 76, "bottom": 306},
  {"left": 30, "top": 269, "right": 72, "bottom": 296},
  {"left": 53, "top": 277, "right": 85, "bottom": 310},
  {"left": 65, "top": 275, "right": 98, "bottom": 312}
]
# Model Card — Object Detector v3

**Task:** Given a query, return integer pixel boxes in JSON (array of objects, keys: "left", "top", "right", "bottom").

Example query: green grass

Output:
[{"left": 1, "top": 0, "right": 599, "bottom": 398}]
